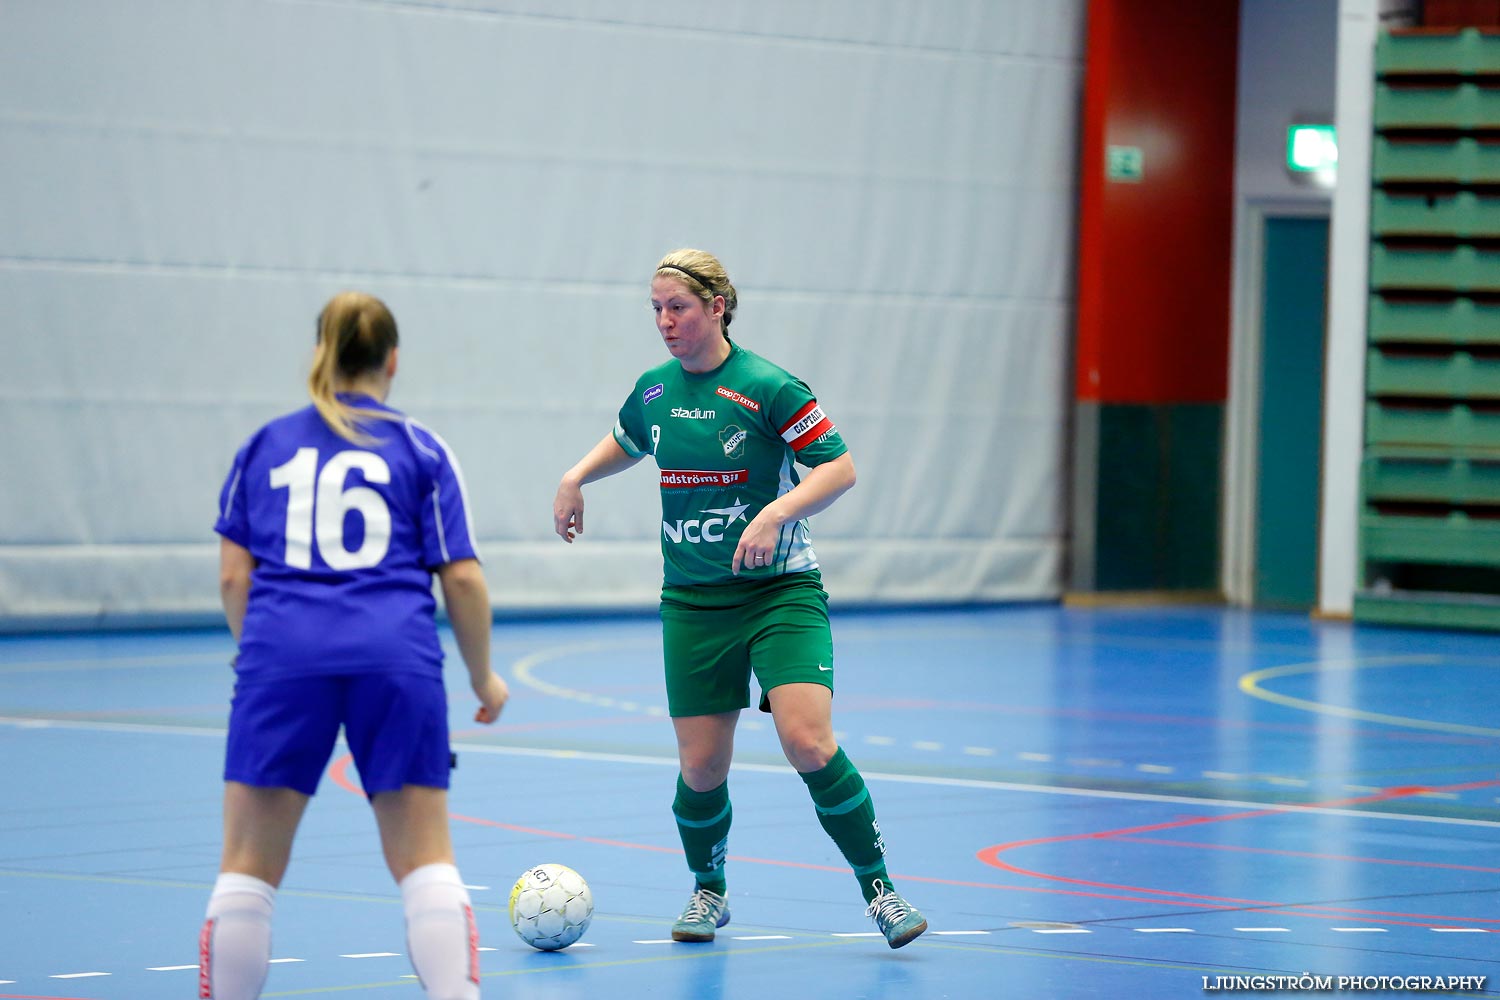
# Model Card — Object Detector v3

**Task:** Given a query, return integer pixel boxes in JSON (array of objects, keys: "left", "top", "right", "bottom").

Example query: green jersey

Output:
[{"left": 613, "top": 341, "right": 847, "bottom": 588}]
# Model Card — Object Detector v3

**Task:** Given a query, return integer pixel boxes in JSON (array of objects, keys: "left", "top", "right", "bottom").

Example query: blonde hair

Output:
[
  {"left": 308, "top": 291, "right": 400, "bottom": 445},
  {"left": 655, "top": 249, "right": 738, "bottom": 335}
]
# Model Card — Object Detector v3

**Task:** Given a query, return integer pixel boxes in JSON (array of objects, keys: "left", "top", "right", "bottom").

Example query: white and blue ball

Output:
[{"left": 508, "top": 863, "right": 593, "bottom": 951}]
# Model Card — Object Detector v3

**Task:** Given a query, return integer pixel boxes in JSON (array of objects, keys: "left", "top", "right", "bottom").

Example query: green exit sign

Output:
[
  {"left": 1106, "top": 145, "right": 1144, "bottom": 182},
  {"left": 1287, "top": 124, "right": 1337, "bottom": 173}
]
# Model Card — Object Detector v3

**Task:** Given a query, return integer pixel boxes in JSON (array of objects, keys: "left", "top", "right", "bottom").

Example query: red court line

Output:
[
  {"left": 329, "top": 755, "right": 1498, "bottom": 924},
  {"left": 1119, "top": 835, "right": 1500, "bottom": 874},
  {"left": 453, "top": 716, "right": 662, "bottom": 736},
  {"left": 337, "top": 755, "right": 906, "bottom": 871},
  {"left": 835, "top": 698, "right": 1494, "bottom": 744},
  {"left": 331, "top": 755, "right": 1206, "bottom": 900},
  {"left": 332, "top": 756, "right": 1360, "bottom": 912},
  {"left": 977, "top": 780, "right": 1500, "bottom": 926}
]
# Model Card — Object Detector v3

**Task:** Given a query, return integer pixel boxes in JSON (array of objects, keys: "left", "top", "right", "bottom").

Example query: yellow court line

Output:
[
  {"left": 510, "top": 638, "right": 659, "bottom": 701},
  {"left": 1238, "top": 655, "right": 1500, "bottom": 739}
]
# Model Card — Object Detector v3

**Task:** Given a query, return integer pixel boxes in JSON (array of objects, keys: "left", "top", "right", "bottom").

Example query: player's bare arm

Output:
[
  {"left": 732, "top": 453, "right": 856, "bottom": 575},
  {"left": 554, "top": 433, "right": 642, "bottom": 542},
  {"left": 437, "top": 558, "right": 508, "bottom": 723},
  {"left": 218, "top": 537, "right": 256, "bottom": 642}
]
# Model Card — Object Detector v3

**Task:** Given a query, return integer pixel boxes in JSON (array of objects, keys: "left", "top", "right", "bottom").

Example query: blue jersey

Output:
[{"left": 214, "top": 395, "right": 478, "bottom": 680}]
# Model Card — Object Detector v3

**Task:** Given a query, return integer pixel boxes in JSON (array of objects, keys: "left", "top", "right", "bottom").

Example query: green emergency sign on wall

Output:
[
  {"left": 1286, "top": 124, "right": 1337, "bottom": 173},
  {"left": 1106, "top": 145, "right": 1144, "bottom": 181}
]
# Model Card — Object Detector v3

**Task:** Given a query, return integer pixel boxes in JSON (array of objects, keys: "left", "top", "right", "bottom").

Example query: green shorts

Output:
[{"left": 660, "top": 570, "right": 834, "bottom": 717}]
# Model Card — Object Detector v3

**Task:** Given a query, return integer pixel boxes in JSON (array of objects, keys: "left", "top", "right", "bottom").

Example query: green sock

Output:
[
  {"left": 672, "top": 774, "right": 730, "bottom": 896},
  {"left": 800, "top": 747, "right": 891, "bottom": 903}
]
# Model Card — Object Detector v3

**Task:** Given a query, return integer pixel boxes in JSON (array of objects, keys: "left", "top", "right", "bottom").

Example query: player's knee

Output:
[
  {"left": 679, "top": 759, "right": 730, "bottom": 791},
  {"left": 782, "top": 733, "right": 834, "bottom": 773}
]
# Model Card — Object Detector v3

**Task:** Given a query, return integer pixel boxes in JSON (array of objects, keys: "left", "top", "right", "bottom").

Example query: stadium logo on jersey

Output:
[
  {"left": 643, "top": 383, "right": 664, "bottom": 405},
  {"left": 720, "top": 425, "right": 747, "bottom": 458},
  {"left": 663, "top": 498, "right": 750, "bottom": 544},
  {"left": 779, "top": 401, "right": 833, "bottom": 451},
  {"left": 660, "top": 469, "right": 748, "bottom": 489},
  {"left": 715, "top": 386, "right": 761, "bottom": 412},
  {"left": 671, "top": 407, "right": 716, "bottom": 420}
]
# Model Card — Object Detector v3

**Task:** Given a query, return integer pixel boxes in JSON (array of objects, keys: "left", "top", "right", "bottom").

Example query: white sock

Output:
[
  {"left": 200, "top": 872, "right": 276, "bottom": 1000},
  {"left": 401, "top": 862, "right": 480, "bottom": 1000}
]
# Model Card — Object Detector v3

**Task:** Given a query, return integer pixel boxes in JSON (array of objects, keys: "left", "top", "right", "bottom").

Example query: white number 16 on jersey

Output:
[{"left": 268, "top": 447, "right": 392, "bottom": 570}]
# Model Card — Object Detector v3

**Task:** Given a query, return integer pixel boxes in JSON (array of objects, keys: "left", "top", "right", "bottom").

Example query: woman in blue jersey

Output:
[
  {"left": 204, "top": 291, "right": 508, "bottom": 1000},
  {"left": 551, "top": 250, "right": 926, "bottom": 949}
]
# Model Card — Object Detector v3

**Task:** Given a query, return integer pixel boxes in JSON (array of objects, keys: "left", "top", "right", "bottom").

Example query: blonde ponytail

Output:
[{"left": 308, "top": 291, "right": 400, "bottom": 445}]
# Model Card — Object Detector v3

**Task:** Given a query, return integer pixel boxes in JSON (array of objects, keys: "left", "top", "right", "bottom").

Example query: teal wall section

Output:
[
  {"left": 1088, "top": 403, "right": 1224, "bottom": 591},
  {"left": 1253, "top": 216, "right": 1329, "bottom": 609}
]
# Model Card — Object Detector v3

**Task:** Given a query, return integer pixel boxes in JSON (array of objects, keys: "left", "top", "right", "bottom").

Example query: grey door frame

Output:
[{"left": 1223, "top": 197, "right": 1332, "bottom": 605}]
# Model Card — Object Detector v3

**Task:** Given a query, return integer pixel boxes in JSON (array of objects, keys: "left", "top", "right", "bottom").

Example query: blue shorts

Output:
[{"left": 224, "top": 672, "right": 452, "bottom": 797}]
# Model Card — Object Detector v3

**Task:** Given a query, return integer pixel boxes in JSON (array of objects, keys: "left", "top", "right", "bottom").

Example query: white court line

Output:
[
  {"left": 52, "top": 925, "right": 1500, "bottom": 984},
  {"left": 0, "top": 716, "right": 226, "bottom": 738},
  {"left": 5, "top": 715, "right": 1500, "bottom": 830},
  {"left": 0, "top": 652, "right": 217, "bottom": 674},
  {"left": 269, "top": 958, "right": 305, "bottom": 964},
  {"left": 465, "top": 749, "right": 1500, "bottom": 828}
]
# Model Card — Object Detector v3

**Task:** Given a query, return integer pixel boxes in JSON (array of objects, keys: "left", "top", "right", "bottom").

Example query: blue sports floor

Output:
[{"left": 1, "top": 604, "right": 1498, "bottom": 999}]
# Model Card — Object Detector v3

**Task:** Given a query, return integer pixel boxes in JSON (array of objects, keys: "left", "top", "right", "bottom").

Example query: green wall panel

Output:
[{"left": 1091, "top": 402, "right": 1222, "bottom": 591}]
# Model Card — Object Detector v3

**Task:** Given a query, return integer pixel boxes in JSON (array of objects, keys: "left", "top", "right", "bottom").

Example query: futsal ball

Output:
[{"left": 508, "top": 863, "right": 593, "bottom": 950}]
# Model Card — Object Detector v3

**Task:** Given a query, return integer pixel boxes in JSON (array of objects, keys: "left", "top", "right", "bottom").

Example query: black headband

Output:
[{"left": 658, "top": 263, "right": 717, "bottom": 295}]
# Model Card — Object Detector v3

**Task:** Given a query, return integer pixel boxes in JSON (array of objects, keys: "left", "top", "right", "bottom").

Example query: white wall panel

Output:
[{"left": 0, "top": 0, "right": 1083, "bottom": 626}]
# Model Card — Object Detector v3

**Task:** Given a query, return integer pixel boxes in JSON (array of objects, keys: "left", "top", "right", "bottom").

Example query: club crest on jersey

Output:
[
  {"left": 715, "top": 386, "right": 761, "bottom": 412},
  {"left": 720, "top": 425, "right": 747, "bottom": 458},
  {"left": 643, "top": 383, "right": 664, "bottom": 405}
]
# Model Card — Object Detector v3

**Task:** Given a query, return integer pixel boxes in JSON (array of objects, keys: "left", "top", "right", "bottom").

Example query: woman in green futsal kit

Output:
[{"left": 551, "top": 248, "right": 927, "bottom": 949}]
